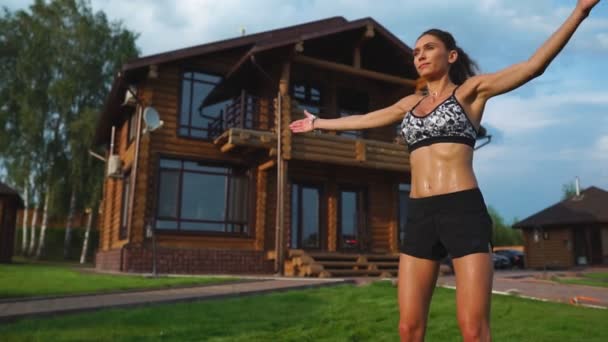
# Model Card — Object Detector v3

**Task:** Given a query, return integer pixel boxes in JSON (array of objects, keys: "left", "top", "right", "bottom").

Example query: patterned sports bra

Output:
[{"left": 400, "top": 86, "right": 478, "bottom": 152}]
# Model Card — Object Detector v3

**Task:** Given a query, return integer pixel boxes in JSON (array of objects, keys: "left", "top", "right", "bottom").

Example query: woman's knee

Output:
[
  {"left": 457, "top": 316, "right": 490, "bottom": 341},
  {"left": 398, "top": 318, "right": 425, "bottom": 340}
]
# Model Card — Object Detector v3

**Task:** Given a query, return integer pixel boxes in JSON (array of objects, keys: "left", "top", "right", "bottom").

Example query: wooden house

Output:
[
  {"left": 0, "top": 182, "right": 24, "bottom": 263},
  {"left": 514, "top": 186, "right": 608, "bottom": 269},
  {"left": 93, "top": 17, "right": 422, "bottom": 277}
]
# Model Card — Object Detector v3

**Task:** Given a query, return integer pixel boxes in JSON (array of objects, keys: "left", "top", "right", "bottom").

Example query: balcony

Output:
[
  {"left": 213, "top": 91, "right": 410, "bottom": 172},
  {"left": 208, "top": 91, "right": 274, "bottom": 139}
]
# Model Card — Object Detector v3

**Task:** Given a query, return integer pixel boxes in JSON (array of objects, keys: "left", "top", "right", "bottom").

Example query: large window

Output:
[
  {"left": 291, "top": 183, "right": 322, "bottom": 249},
  {"left": 338, "top": 88, "right": 368, "bottom": 139},
  {"left": 292, "top": 82, "right": 322, "bottom": 115},
  {"left": 398, "top": 183, "right": 411, "bottom": 247},
  {"left": 120, "top": 171, "right": 131, "bottom": 240},
  {"left": 179, "top": 71, "right": 230, "bottom": 139},
  {"left": 127, "top": 111, "right": 137, "bottom": 145},
  {"left": 155, "top": 158, "right": 250, "bottom": 234}
]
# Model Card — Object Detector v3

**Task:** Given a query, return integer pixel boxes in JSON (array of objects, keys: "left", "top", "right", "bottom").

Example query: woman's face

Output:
[{"left": 413, "top": 34, "right": 457, "bottom": 80}]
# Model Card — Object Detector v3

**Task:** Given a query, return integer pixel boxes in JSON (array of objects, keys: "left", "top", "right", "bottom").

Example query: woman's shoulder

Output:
[{"left": 395, "top": 93, "right": 425, "bottom": 112}]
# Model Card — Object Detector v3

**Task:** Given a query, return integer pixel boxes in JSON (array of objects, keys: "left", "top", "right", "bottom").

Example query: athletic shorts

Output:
[{"left": 400, "top": 188, "right": 493, "bottom": 260}]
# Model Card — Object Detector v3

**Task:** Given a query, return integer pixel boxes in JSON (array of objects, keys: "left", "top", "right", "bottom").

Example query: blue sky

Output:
[{"left": 5, "top": 0, "right": 607, "bottom": 222}]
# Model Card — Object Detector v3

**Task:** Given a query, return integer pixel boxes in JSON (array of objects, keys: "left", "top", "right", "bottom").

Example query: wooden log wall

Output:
[
  {"left": 523, "top": 227, "right": 573, "bottom": 268},
  {"left": 99, "top": 51, "right": 261, "bottom": 253}
]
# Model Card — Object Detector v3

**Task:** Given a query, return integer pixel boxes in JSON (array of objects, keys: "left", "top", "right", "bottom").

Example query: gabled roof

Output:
[
  {"left": 0, "top": 181, "right": 24, "bottom": 208},
  {"left": 514, "top": 186, "right": 608, "bottom": 228},
  {"left": 122, "top": 16, "right": 350, "bottom": 76},
  {"left": 94, "top": 16, "right": 416, "bottom": 146}
]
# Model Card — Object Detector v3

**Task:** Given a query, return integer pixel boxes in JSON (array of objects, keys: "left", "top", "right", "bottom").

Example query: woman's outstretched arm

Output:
[
  {"left": 289, "top": 95, "right": 415, "bottom": 133},
  {"left": 468, "top": 0, "right": 600, "bottom": 100}
]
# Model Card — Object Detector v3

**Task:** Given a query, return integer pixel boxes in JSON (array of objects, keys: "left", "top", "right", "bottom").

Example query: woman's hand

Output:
[
  {"left": 577, "top": 0, "right": 600, "bottom": 15},
  {"left": 289, "top": 109, "right": 316, "bottom": 133}
]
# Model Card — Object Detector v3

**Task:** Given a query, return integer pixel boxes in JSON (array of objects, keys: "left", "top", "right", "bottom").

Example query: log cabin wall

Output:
[
  {"left": 97, "top": 51, "right": 279, "bottom": 273},
  {"left": 142, "top": 60, "right": 259, "bottom": 250},
  {"left": 523, "top": 227, "right": 574, "bottom": 269}
]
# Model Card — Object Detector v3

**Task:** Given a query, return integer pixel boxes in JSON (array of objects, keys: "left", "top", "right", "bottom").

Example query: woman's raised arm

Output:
[
  {"left": 469, "top": 0, "right": 600, "bottom": 101},
  {"left": 289, "top": 95, "right": 416, "bottom": 133}
]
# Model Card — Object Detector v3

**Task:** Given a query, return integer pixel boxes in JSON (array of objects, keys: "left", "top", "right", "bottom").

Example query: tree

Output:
[
  {"left": 0, "top": 0, "right": 139, "bottom": 259},
  {"left": 488, "top": 206, "right": 523, "bottom": 246}
]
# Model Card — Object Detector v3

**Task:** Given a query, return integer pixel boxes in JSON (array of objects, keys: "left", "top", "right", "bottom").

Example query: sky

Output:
[{"left": 4, "top": 0, "right": 607, "bottom": 222}]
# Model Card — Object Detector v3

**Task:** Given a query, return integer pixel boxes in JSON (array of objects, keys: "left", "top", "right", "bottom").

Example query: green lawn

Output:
[
  {"left": 0, "top": 261, "right": 239, "bottom": 299},
  {"left": 554, "top": 272, "right": 608, "bottom": 288},
  {"left": 0, "top": 282, "right": 606, "bottom": 341}
]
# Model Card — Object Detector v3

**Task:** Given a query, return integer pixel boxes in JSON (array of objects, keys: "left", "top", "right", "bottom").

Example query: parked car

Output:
[
  {"left": 495, "top": 249, "right": 525, "bottom": 269},
  {"left": 492, "top": 253, "right": 511, "bottom": 269}
]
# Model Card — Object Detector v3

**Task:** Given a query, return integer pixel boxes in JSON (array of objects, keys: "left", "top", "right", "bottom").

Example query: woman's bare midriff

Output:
[{"left": 408, "top": 142, "right": 478, "bottom": 198}]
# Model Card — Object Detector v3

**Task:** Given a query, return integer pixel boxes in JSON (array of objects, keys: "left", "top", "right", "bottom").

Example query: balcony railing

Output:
[{"left": 208, "top": 91, "right": 273, "bottom": 139}]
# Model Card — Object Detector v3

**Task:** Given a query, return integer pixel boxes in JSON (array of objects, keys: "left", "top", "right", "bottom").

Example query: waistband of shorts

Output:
[{"left": 408, "top": 188, "right": 486, "bottom": 212}]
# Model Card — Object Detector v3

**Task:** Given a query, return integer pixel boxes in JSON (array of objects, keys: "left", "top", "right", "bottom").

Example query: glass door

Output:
[
  {"left": 291, "top": 183, "right": 322, "bottom": 249},
  {"left": 338, "top": 187, "right": 368, "bottom": 252}
]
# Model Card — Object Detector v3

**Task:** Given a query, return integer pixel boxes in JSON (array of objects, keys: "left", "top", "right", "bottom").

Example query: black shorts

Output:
[{"left": 400, "top": 188, "right": 493, "bottom": 260}]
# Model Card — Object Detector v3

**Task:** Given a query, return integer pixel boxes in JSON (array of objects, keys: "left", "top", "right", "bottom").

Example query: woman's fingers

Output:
[{"left": 289, "top": 118, "right": 312, "bottom": 133}]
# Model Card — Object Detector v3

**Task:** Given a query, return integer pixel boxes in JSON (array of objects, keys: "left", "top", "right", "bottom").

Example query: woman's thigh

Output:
[
  {"left": 397, "top": 253, "right": 440, "bottom": 323},
  {"left": 452, "top": 252, "right": 493, "bottom": 322}
]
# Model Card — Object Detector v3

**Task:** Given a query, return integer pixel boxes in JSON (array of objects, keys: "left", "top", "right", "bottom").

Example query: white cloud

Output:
[
  {"left": 482, "top": 87, "right": 608, "bottom": 137},
  {"left": 483, "top": 96, "right": 563, "bottom": 136},
  {"left": 593, "top": 135, "right": 608, "bottom": 156},
  {"left": 597, "top": 32, "right": 608, "bottom": 49}
]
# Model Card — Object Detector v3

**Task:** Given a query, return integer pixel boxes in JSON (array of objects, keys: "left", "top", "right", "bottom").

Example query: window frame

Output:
[
  {"left": 177, "top": 69, "right": 226, "bottom": 140},
  {"left": 337, "top": 185, "right": 368, "bottom": 252},
  {"left": 290, "top": 182, "right": 324, "bottom": 250},
  {"left": 337, "top": 87, "right": 369, "bottom": 139},
  {"left": 291, "top": 81, "right": 323, "bottom": 115},
  {"left": 127, "top": 110, "right": 137, "bottom": 146},
  {"left": 154, "top": 156, "right": 253, "bottom": 237}
]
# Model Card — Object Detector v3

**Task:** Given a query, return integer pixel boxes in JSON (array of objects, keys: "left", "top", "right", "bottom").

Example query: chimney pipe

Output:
[{"left": 575, "top": 176, "right": 580, "bottom": 197}]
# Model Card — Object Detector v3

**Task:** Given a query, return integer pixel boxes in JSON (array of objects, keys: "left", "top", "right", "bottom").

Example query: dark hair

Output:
[{"left": 417, "top": 29, "right": 479, "bottom": 85}]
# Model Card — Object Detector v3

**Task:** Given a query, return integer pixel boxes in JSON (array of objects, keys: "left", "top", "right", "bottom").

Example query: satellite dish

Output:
[{"left": 142, "top": 106, "right": 164, "bottom": 134}]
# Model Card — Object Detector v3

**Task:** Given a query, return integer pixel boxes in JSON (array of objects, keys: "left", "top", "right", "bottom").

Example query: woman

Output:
[{"left": 289, "top": 1, "right": 600, "bottom": 341}]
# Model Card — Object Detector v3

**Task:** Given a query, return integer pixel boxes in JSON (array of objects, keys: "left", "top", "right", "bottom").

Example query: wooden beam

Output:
[
  {"left": 364, "top": 23, "right": 375, "bottom": 39},
  {"left": 353, "top": 46, "right": 361, "bottom": 69},
  {"left": 294, "top": 55, "right": 416, "bottom": 87},
  {"left": 259, "top": 160, "right": 276, "bottom": 171},
  {"left": 355, "top": 141, "right": 367, "bottom": 161},
  {"left": 220, "top": 143, "right": 236, "bottom": 153},
  {"left": 294, "top": 41, "right": 304, "bottom": 53}
]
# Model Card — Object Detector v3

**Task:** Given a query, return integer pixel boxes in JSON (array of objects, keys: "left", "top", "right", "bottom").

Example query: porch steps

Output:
[{"left": 286, "top": 249, "right": 400, "bottom": 278}]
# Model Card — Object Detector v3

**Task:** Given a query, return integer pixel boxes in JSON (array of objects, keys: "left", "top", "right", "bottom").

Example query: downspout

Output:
[
  {"left": 251, "top": 53, "right": 286, "bottom": 275},
  {"left": 127, "top": 96, "right": 143, "bottom": 249},
  {"left": 275, "top": 91, "right": 283, "bottom": 274}
]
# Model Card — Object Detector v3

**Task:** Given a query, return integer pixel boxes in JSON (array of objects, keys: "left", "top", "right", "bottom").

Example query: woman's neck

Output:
[{"left": 425, "top": 76, "right": 455, "bottom": 99}]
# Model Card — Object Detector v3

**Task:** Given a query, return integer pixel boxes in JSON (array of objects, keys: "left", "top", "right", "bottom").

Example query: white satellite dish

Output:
[{"left": 142, "top": 107, "right": 164, "bottom": 134}]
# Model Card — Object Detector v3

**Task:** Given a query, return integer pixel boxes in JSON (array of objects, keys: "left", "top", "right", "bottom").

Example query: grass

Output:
[
  {"left": 0, "top": 282, "right": 606, "bottom": 341},
  {"left": 553, "top": 272, "right": 608, "bottom": 288},
  {"left": 0, "top": 260, "right": 240, "bottom": 299}
]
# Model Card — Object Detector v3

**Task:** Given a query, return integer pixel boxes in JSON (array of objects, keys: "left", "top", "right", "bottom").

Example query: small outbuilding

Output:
[
  {"left": 514, "top": 186, "right": 608, "bottom": 269},
  {"left": 0, "top": 182, "right": 24, "bottom": 263}
]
